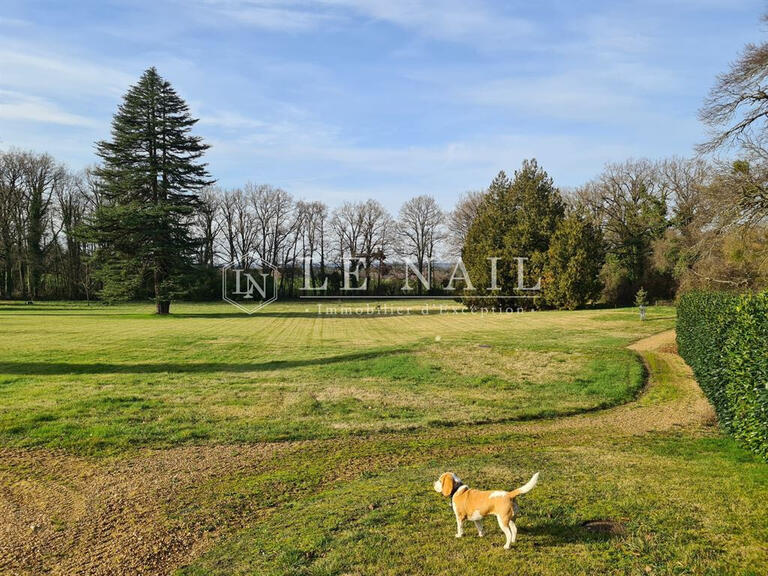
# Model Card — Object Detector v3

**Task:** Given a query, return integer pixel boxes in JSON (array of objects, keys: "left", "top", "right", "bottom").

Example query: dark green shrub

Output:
[{"left": 677, "top": 291, "right": 768, "bottom": 459}]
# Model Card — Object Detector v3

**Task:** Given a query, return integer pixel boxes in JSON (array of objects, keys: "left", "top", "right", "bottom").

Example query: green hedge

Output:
[{"left": 677, "top": 291, "right": 768, "bottom": 459}]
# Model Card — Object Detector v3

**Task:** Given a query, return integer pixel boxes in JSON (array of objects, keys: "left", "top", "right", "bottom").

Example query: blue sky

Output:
[{"left": 0, "top": 0, "right": 764, "bottom": 210}]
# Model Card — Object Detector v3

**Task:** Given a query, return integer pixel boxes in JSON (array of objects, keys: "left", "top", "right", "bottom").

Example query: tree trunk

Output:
[
  {"left": 1, "top": 247, "right": 12, "bottom": 298},
  {"left": 154, "top": 269, "right": 170, "bottom": 314}
]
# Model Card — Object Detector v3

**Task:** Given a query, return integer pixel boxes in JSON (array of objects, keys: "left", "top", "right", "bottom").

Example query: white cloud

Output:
[
  {"left": 0, "top": 90, "right": 97, "bottom": 127},
  {"left": 459, "top": 62, "right": 679, "bottom": 123},
  {"left": 195, "top": 0, "right": 533, "bottom": 47},
  {"left": 198, "top": 110, "right": 268, "bottom": 130},
  {"left": 0, "top": 17, "right": 30, "bottom": 28},
  {"left": 321, "top": 0, "right": 533, "bottom": 45},
  {"left": 406, "top": 8, "right": 680, "bottom": 125},
  {"left": 194, "top": 0, "right": 336, "bottom": 31},
  {"left": 201, "top": 110, "right": 636, "bottom": 197},
  {"left": 0, "top": 47, "right": 134, "bottom": 98}
]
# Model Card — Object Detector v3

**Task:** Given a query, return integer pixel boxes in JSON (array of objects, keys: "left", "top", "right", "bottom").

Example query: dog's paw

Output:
[
  {"left": 503, "top": 544, "right": 511, "bottom": 550},
  {"left": 455, "top": 533, "right": 463, "bottom": 538},
  {"left": 478, "top": 533, "right": 485, "bottom": 537}
]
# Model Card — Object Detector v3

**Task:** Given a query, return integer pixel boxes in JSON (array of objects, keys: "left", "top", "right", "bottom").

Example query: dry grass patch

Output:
[{"left": 420, "top": 343, "right": 586, "bottom": 385}]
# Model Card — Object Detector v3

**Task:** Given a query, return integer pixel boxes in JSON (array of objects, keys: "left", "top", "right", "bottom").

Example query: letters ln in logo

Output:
[{"left": 222, "top": 256, "right": 278, "bottom": 313}]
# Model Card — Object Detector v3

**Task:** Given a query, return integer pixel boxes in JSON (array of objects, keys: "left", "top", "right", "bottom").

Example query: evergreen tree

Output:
[
  {"left": 542, "top": 210, "right": 604, "bottom": 309},
  {"left": 463, "top": 160, "right": 564, "bottom": 308},
  {"left": 86, "top": 67, "right": 213, "bottom": 314}
]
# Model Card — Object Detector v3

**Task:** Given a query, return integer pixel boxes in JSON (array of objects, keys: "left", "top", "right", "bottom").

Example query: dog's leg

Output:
[
  {"left": 473, "top": 519, "right": 485, "bottom": 537},
  {"left": 497, "top": 515, "right": 513, "bottom": 549},
  {"left": 508, "top": 520, "right": 517, "bottom": 544},
  {"left": 454, "top": 511, "right": 464, "bottom": 538}
]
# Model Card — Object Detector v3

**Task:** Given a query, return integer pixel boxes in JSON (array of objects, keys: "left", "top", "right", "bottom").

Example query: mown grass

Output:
[
  {"left": 177, "top": 434, "right": 767, "bottom": 576},
  {"left": 2, "top": 300, "right": 766, "bottom": 575},
  {"left": 0, "top": 300, "right": 666, "bottom": 453},
  {"left": 168, "top": 336, "right": 767, "bottom": 576}
]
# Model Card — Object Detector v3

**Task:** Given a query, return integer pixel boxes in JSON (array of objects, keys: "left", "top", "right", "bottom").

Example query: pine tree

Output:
[
  {"left": 463, "top": 160, "right": 564, "bottom": 308},
  {"left": 542, "top": 210, "right": 604, "bottom": 309},
  {"left": 87, "top": 67, "right": 213, "bottom": 314}
]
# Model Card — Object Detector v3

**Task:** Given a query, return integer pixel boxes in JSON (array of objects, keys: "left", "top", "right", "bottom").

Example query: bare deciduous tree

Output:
[
  {"left": 296, "top": 200, "right": 328, "bottom": 286},
  {"left": 196, "top": 187, "right": 220, "bottom": 266},
  {"left": 217, "top": 188, "right": 240, "bottom": 265},
  {"left": 0, "top": 149, "right": 76, "bottom": 299},
  {"left": 331, "top": 201, "right": 365, "bottom": 262},
  {"left": 582, "top": 159, "right": 668, "bottom": 300},
  {"left": 54, "top": 171, "right": 91, "bottom": 298},
  {"left": 249, "top": 183, "right": 294, "bottom": 267},
  {"left": 397, "top": 195, "right": 444, "bottom": 290},
  {"left": 0, "top": 151, "right": 25, "bottom": 298},
  {"left": 699, "top": 14, "right": 768, "bottom": 154},
  {"left": 232, "top": 188, "right": 257, "bottom": 267},
  {"left": 448, "top": 189, "right": 485, "bottom": 256},
  {"left": 657, "top": 156, "right": 712, "bottom": 228}
]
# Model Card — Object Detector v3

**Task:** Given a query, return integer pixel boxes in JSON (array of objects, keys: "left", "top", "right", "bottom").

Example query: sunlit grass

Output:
[
  {"left": 1, "top": 301, "right": 767, "bottom": 575},
  {"left": 0, "top": 300, "right": 672, "bottom": 453}
]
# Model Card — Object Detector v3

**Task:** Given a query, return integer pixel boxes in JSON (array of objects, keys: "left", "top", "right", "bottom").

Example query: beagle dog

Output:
[{"left": 433, "top": 471, "right": 539, "bottom": 549}]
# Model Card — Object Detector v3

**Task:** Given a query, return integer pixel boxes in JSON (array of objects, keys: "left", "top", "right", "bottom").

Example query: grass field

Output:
[{"left": 0, "top": 301, "right": 766, "bottom": 575}]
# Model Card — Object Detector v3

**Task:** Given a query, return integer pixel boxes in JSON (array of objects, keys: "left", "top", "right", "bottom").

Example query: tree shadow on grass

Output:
[
  {"left": 176, "top": 309, "right": 461, "bottom": 318},
  {"left": 0, "top": 310, "right": 462, "bottom": 319},
  {"left": 0, "top": 348, "right": 410, "bottom": 375}
]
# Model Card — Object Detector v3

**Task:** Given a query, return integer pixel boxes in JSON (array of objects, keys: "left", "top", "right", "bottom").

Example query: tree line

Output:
[
  {"left": 195, "top": 185, "right": 446, "bottom": 298},
  {"left": 0, "top": 151, "right": 96, "bottom": 301},
  {"left": 2, "top": 141, "right": 764, "bottom": 309}
]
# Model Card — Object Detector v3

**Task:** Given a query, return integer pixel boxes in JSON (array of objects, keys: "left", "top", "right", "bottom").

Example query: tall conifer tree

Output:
[
  {"left": 463, "top": 160, "right": 564, "bottom": 308},
  {"left": 88, "top": 67, "right": 212, "bottom": 314}
]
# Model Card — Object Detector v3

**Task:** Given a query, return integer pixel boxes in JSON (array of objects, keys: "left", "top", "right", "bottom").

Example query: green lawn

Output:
[
  {"left": 0, "top": 300, "right": 658, "bottom": 453},
  {"left": 0, "top": 301, "right": 766, "bottom": 576}
]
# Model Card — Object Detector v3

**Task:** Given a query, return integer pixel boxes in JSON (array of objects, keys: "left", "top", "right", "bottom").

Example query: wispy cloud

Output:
[
  {"left": 0, "top": 90, "right": 97, "bottom": 127},
  {"left": 458, "top": 60, "right": 679, "bottom": 123},
  {"left": 199, "top": 110, "right": 268, "bottom": 130},
  {"left": 193, "top": 0, "right": 337, "bottom": 31},
  {"left": 410, "top": 10, "right": 680, "bottom": 125},
  {"left": 0, "top": 17, "right": 30, "bottom": 28},
  {"left": 0, "top": 46, "right": 134, "bottom": 98},
  {"left": 201, "top": 110, "right": 635, "bottom": 188},
  {"left": 321, "top": 0, "right": 534, "bottom": 46},
  {"left": 194, "top": 0, "right": 533, "bottom": 47}
]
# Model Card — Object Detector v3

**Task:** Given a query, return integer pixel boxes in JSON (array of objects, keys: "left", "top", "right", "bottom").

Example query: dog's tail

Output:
[{"left": 509, "top": 472, "right": 539, "bottom": 498}]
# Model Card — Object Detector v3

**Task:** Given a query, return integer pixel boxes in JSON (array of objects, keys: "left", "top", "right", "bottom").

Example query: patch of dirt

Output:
[
  {"left": 421, "top": 343, "right": 585, "bottom": 385},
  {"left": 659, "top": 342, "right": 678, "bottom": 354},
  {"left": 582, "top": 519, "right": 627, "bottom": 535},
  {"left": 0, "top": 443, "right": 293, "bottom": 576}
]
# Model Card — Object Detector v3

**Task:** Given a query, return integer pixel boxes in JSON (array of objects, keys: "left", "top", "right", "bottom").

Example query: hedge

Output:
[{"left": 677, "top": 290, "right": 768, "bottom": 459}]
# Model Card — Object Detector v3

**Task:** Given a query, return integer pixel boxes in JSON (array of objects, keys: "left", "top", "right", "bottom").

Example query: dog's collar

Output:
[{"left": 449, "top": 482, "right": 466, "bottom": 498}]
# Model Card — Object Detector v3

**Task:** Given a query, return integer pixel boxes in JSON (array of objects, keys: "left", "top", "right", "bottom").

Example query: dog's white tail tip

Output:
[{"left": 516, "top": 472, "right": 539, "bottom": 495}]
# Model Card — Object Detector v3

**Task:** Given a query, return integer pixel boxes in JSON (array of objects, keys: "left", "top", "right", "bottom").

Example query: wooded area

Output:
[{"left": 3, "top": 144, "right": 766, "bottom": 308}]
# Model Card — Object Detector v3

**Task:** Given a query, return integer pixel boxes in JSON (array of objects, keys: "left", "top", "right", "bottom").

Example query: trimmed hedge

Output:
[{"left": 677, "top": 290, "right": 768, "bottom": 459}]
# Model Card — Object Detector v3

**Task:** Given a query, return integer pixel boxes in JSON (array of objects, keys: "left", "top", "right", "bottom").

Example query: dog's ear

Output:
[{"left": 440, "top": 472, "right": 454, "bottom": 497}]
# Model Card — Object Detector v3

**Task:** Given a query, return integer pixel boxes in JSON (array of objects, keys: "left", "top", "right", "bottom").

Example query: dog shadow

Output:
[{"left": 523, "top": 519, "right": 625, "bottom": 547}]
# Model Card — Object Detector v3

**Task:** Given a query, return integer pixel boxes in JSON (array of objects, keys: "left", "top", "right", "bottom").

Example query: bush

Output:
[{"left": 677, "top": 290, "right": 768, "bottom": 459}]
